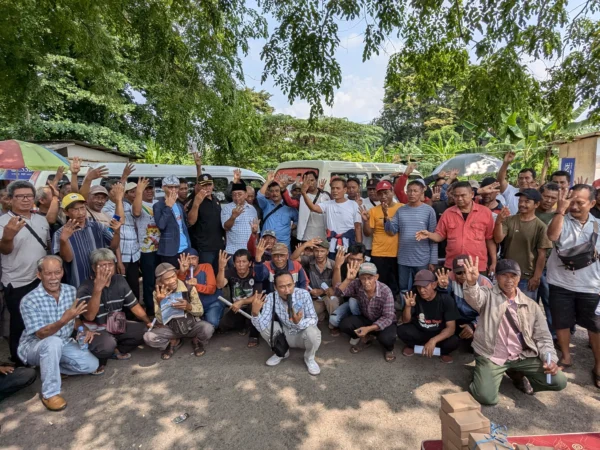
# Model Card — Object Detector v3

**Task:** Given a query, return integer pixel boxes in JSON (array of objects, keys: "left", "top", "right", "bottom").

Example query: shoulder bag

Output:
[
  {"left": 168, "top": 290, "right": 197, "bottom": 335},
  {"left": 269, "top": 295, "right": 289, "bottom": 357},
  {"left": 262, "top": 204, "right": 284, "bottom": 226},
  {"left": 556, "top": 220, "right": 598, "bottom": 271}
]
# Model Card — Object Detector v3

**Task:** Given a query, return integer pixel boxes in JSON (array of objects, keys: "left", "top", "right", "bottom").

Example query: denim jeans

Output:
[
  {"left": 398, "top": 264, "right": 428, "bottom": 305},
  {"left": 0, "top": 367, "right": 37, "bottom": 402},
  {"left": 201, "top": 294, "right": 226, "bottom": 329},
  {"left": 538, "top": 269, "right": 555, "bottom": 338},
  {"left": 24, "top": 336, "right": 99, "bottom": 399},
  {"left": 328, "top": 298, "right": 360, "bottom": 328},
  {"left": 518, "top": 279, "right": 538, "bottom": 303}
]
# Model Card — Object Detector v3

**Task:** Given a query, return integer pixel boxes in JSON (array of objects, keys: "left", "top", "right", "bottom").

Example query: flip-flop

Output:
[
  {"left": 384, "top": 351, "right": 396, "bottom": 362},
  {"left": 558, "top": 358, "right": 573, "bottom": 369},
  {"left": 247, "top": 337, "right": 259, "bottom": 348},
  {"left": 192, "top": 340, "right": 206, "bottom": 357},
  {"left": 161, "top": 340, "right": 183, "bottom": 360},
  {"left": 109, "top": 351, "right": 131, "bottom": 361},
  {"left": 593, "top": 370, "right": 600, "bottom": 389},
  {"left": 350, "top": 338, "right": 373, "bottom": 354},
  {"left": 513, "top": 376, "right": 534, "bottom": 395},
  {"left": 91, "top": 365, "right": 105, "bottom": 376}
]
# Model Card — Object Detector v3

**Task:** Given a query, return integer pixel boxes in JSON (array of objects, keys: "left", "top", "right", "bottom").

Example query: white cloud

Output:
[{"left": 527, "top": 59, "right": 550, "bottom": 81}]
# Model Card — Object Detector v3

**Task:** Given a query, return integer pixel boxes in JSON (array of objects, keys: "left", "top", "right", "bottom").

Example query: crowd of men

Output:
[{"left": 0, "top": 152, "right": 599, "bottom": 412}]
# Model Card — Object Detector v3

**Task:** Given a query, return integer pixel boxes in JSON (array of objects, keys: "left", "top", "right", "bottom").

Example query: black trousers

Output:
[
  {"left": 139, "top": 252, "right": 158, "bottom": 315},
  {"left": 371, "top": 256, "right": 399, "bottom": 296},
  {"left": 124, "top": 260, "right": 140, "bottom": 301},
  {"left": 0, "top": 367, "right": 37, "bottom": 402},
  {"left": 88, "top": 321, "right": 147, "bottom": 365},
  {"left": 339, "top": 315, "right": 397, "bottom": 352},
  {"left": 397, "top": 323, "right": 460, "bottom": 355},
  {"left": 5, "top": 279, "right": 40, "bottom": 364},
  {"left": 219, "top": 309, "right": 260, "bottom": 339}
]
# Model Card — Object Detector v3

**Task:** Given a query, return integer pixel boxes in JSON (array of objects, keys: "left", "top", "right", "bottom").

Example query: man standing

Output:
[
  {"left": 536, "top": 183, "right": 559, "bottom": 225},
  {"left": 463, "top": 257, "right": 566, "bottom": 405},
  {"left": 363, "top": 180, "right": 402, "bottom": 298},
  {"left": 85, "top": 186, "right": 112, "bottom": 226},
  {"left": 336, "top": 262, "right": 397, "bottom": 362},
  {"left": 257, "top": 173, "right": 298, "bottom": 249},
  {"left": 250, "top": 271, "right": 321, "bottom": 375},
  {"left": 359, "top": 178, "right": 379, "bottom": 255},
  {"left": 478, "top": 177, "right": 504, "bottom": 219},
  {"left": 397, "top": 270, "right": 461, "bottom": 363},
  {"left": 19, "top": 256, "right": 99, "bottom": 411},
  {"left": 221, "top": 180, "right": 257, "bottom": 255},
  {"left": 385, "top": 180, "right": 438, "bottom": 295},
  {"left": 493, "top": 189, "right": 553, "bottom": 300},
  {"left": 153, "top": 176, "right": 191, "bottom": 267},
  {"left": 498, "top": 151, "right": 537, "bottom": 215},
  {"left": 590, "top": 186, "right": 600, "bottom": 219},
  {"left": 186, "top": 174, "right": 225, "bottom": 274},
  {"left": 284, "top": 171, "right": 330, "bottom": 242},
  {"left": 546, "top": 184, "right": 600, "bottom": 388},
  {"left": 0, "top": 181, "right": 50, "bottom": 364},
  {"left": 302, "top": 178, "right": 362, "bottom": 254},
  {"left": 416, "top": 181, "right": 496, "bottom": 276},
  {"left": 550, "top": 170, "right": 571, "bottom": 193}
]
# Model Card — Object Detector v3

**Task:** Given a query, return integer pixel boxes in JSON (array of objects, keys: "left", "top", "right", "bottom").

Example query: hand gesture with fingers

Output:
[
  {"left": 155, "top": 284, "right": 170, "bottom": 302},
  {"left": 346, "top": 260, "right": 360, "bottom": 280},
  {"left": 318, "top": 178, "right": 327, "bottom": 190},
  {"left": 359, "top": 205, "right": 370, "bottom": 222},
  {"left": 136, "top": 177, "right": 150, "bottom": 193},
  {"left": 576, "top": 176, "right": 589, "bottom": 185},
  {"left": 250, "top": 217, "right": 260, "bottom": 234},
  {"left": 448, "top": 168, "right": 460, "bottom": 181},
  {"left": 61, "top": 219, "right": 80, "bottom": 240},
  {"left": 112, "top": 182, "right": 125, "bottom": 201},
  {"left": 231, "top": 205, "right": 244, "bottom": 219},
  {"left": 218, "top": 250, "right": 231, "bottom": 270},
  {"left": 432, "top": 186, "right": 441, "bottom": 202},
  {"left": 122, "top": 163, "right": 136, "bottom": 180},
  {"left": 334, "top": 246, "right": 346, "bottom": 268},
  {"left": 251, "top": 291, "right": 266, "bottom": 316},
  {"left": 266, "top": 171, "right": 275, "bottom": 183},
  {"left": 193, "top": 152, "right": 202, "bottom": 167},
  {"left": 178, "top": 253, "right": 190, "bottom": 273},
  {"left": 87, "top": 165, "right": 109, "bottom": 181},
  {"left": 381, "top": 201, "right": 389, "bottom": 217},
  {"left": 290, "top": 307, "right": 303, "bottom": 324},
  {"left": 165, "top": 189, "right": 177, "bottom": 208},
  {"left": 435, "top": 268, "right": 449, "bottom": 289},
  {"left": 255, "top": 238, "right": 267, "bottom": 262},
  {"left": 2, "top": 216, "right": 26, "bottom": 240},
  {"left": 93, "top": 265, "right": 112, "bottom": 291},
  {"left": 498, "top": 206, "right": 511, "bottom": 221},
  {"left": 301, "top": 181, "right": 309, "bottom": 195},
  {"left": 233, "top": 168, "right": 242, "bottom": 183},
  {"left": 70, "top": 157, "right": 82, "bottom": 175},
  {"left": 504, "top": 151, "right": 516, "bottom": 164},
  {"left": 404, "top": 291, "right": 417, "bottom": 308},
  {"left": 84, "top": 330, "right": 101, "bottom": 344},
  {"left": 556, "top": 189, "right": 572, "bottom": 215},
  {"left": 415, "top": 230, "right": 430, "bottom": 241},
  {"left": 478, "top": 181, "right": 500, "bottom": 196},
  {"left": 464, "top": 255, "right": 480, "bottom": 285},
  {"left": 62, "top": 299, "right": 87, "bottom": 322},
  {"left": 307, "top": 237, "right": 322, "bottom": 248},
  {"left": 405, "top": 163, "right": 417, "bottom": 176}
]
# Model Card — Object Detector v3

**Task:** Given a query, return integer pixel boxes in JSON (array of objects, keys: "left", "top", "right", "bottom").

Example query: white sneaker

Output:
[
  {"left": 349, "top": 338, "right": 360, "bottom": 346},
  {"left": 305, "top": 357, "right": 321, "bottom": 375},
  {"left": 266, "top": 351, "right": 289, "bottom": 366}
]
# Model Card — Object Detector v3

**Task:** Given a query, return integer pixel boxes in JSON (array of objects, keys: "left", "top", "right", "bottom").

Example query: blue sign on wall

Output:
[{"left": 560, "top": 158, "right": 576, "bottom": 187}]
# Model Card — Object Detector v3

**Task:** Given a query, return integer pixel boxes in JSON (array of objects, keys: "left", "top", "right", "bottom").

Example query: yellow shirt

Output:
[{"left": 369, "top": 203, "right": 403, "bottom": 257}]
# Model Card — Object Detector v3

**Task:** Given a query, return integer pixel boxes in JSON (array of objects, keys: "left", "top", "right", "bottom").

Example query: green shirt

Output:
[{"left": 535, "top": 209, "right": 554, "bottom": 226}]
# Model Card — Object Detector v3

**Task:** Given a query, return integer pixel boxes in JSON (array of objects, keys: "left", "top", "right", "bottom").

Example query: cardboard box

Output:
[
  {"left": 440, "top": 409, "right": 491, "bottom": 436},
  {"left": 444, "top": 423, "right": 490, "bottom": 441},
  {"left": 468, "top": 433, "right": 506, "bottom": 450},
  {"left": 442, "top": 424, "right": 469, "bottom": 447},
  {"left": 442, "top": 438, "right": 468, "bottom": 450},
  {"left": 441, "top": 391, "right": 481, "bottom": 414}
]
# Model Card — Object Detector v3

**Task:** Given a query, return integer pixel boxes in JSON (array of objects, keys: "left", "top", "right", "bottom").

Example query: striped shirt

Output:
[
  {"left": 220, "top": 202, "right": 257, "bottom": 254},
  {"left": 103, "top": 200, "right": 140, "bottom": 263},
  {"left": 52, "top": 220, "right": 113, "bottom": 287},
  {"left": 18, "top": 283, "right": 77, "bottom": 363},
  {"left": 251, "top": 288, "right": 318, "bottom": 334},
  {"left": 77, "top": 275, "right": 138, "bottom": 326},
  {"left": 384, "top": 204, "right": 438, "bottom": 266}
]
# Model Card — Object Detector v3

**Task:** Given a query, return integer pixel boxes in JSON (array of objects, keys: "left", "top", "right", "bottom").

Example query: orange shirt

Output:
[
  {"left": 435, "top": 203, "right": 494, "bottom": 271},
  {"left": 177, "top": 263, "right": 217, "bottom": 295},
  {"left": 369, "top": 203, "right": 402, "bottom": 257}
]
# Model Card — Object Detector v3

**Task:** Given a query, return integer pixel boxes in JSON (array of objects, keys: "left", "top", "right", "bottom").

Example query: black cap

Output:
[
  {"left": 231, "top": 181, "right": 247, "bottom": 192},
  {"left": 366, "top": 178, "right": 378, "bottom": 189},
  {"left": 496, "top": 259, "right": 521, "bottom": 276},
  {"left": 452, "top": 254, "right": 470, "bottom": 274},
  {"left": 515, "top": 188, "right": 542, "bottom": 203},
  {"left": 198, "top": 174, "right": 213, "bottom": 185},
  {"left": 480, "top": 177, "right": 497, "bottom": 188}
]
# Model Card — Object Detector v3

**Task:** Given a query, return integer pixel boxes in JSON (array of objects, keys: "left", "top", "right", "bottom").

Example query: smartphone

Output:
[
  {"left": 172, "top": 413, "right": 189, "bottom": 424},
  {"left": 112, "top": 214, "right": 121, "bottom": 222}
]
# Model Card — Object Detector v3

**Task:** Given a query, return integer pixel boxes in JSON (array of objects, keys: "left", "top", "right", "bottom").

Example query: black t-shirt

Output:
[
  {"left": 77, "top": 275, "right": 138, "bottom": 325},
  {"left": 187, "top": 196, "right": 225, "bottom": 252},
  {"left": 225, "top": 268, "right": 262, "bottom": 302},
  {"left": 432, "top": 201, "right": 448, "bottom": 258},
  {"left": 411, "top": 291, "right": 460, "bottom": 333}
]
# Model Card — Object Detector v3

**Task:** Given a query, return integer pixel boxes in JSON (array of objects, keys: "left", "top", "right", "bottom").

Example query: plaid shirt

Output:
[
  {"left": 103, "top": 200, "right": 140, "bottom": 263},
  {"left": 220, "top": 202, "right": 257, "bottom": 254},
  {"left": 335, "top": 279, "right": 396, "bottom": 330},
  {"left": 251, "top": 288, "right": 317, "bottom": 334},
  {"left": 18, "top": 283, "right": 77, "bottom": 363}
]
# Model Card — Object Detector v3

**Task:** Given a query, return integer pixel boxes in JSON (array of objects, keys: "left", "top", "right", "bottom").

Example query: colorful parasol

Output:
[{"left": 0, "top": 140, "right": 70, "bottom": 170}]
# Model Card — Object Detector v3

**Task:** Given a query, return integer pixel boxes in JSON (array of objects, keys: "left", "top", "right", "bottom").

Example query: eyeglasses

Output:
[{"left": 14, "top": 194, "right": 34, "bottom": 200}]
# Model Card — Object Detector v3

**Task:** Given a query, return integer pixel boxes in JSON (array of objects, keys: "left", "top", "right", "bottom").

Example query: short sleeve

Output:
[
  {"left": 436, "top": 212, "right": 449, "bottom": 239},
  {"left": 441, "top": 294, "right": 461, "bottom": 323},
  {"left": 102, "top": 202, "right": 116, "bottom": 216},
  {"left": 536, "top": 221, "right": 553, "bottom": 249},
  {"left": 76, "top": 280, "right": 94, "bottom": 302},
  {"left": 352, "top": 203, "right": 361, "bottom": 224},
  {"left": 20, "top": 300, "right": 46, "bottom": 336},
  {"left": 369, "top": 208, "right": 376, "bottom": 230},
  {"left": 319, "top": 201, "right": 331, "bottom": 215}
]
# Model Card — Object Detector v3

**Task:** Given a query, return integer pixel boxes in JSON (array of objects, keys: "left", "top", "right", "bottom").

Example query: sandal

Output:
[
  {"left": 330, "top": 327, "right": 340, "bottom": 337},
  {"left": 109, "top": 350, "right": 131, "bottom": 361},
  {"left": 350, "top": 337, "right": 373, "bottom": 354},
  {"left": 247, "top": 337, "right": 259, "bottom": 348},
  {"left": 161, "top": 340, "right": 183, "bottom": 360},
  {"left": 513, "top": 375, "right": 534, "bottom": 395},
  {"left": 384, "top": 351, "right": 396, "bottom": 362},
  {"left": 192, "top": 339, "right": 206, "bottom": 357},
  {"left": 91, "top": 365, "right": 106, "bottom": 376},
  {"left": 402, "top": 347, "right": 414, "bottom": 357},
  {"left": 593, "top": 370, "right": 600, "bottom": 389},
  {"left": 558, "top": 358, "right": 573, "bottom": 369}
]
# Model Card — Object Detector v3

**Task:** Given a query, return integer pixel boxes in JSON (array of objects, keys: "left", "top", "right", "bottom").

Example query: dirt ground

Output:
[{"left": 0, "top": 326, "right": 599, "bottom": 450}]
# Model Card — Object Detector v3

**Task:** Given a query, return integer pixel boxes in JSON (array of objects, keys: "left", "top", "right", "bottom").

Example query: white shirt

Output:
[
  {"left": 501, "top": 184, "right": 519, "bottom": 215},
  {"left": 360, "top": 197, "right": 378, "bottom": 251},
  {"left": 320, "top": 199, "right": 361, "bottom": 234},
  {"left": 135, "top": 200, "right": 159, "bottom": 253},
  {"left": 298, "top": 190, "right": 330, "bottom": 241}
]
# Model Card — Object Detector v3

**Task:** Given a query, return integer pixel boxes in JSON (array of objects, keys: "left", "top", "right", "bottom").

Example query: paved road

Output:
[{"left": 1, "top": 326, "right": 599, "bottom": 450}]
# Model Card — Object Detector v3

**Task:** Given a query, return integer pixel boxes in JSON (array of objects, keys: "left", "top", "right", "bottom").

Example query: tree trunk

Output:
[{"left": 540, "top": 145, "right": 552, "bottom": 184}]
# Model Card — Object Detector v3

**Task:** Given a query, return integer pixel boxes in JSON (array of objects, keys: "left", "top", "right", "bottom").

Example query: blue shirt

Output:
[
  {"left": 257, "top": 192, "right": 298, "bottom": 248},
  {"left": 18, "top": 283, "right": 77, "bottom": 363},
  {"left": 172, "top": 203, "right": 189, "bottom": 253}
]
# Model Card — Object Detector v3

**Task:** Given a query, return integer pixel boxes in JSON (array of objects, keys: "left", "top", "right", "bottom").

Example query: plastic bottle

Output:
[{"left": 77, "top": 326, "right": 88, "bottom": 350}]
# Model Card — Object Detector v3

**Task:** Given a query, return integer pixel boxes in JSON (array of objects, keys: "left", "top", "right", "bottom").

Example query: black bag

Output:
[
  {"left": 167, "top": 291, "right": 197, "bottom": 335},
  {"left": 556, "top": 220, "right": 598, "bottom": 271},
  {"left": 269, "top": 296, "right": 289, "bottom": 357},
  {"left": 503, "top": 306, "right": 533, "bottom": 351}
]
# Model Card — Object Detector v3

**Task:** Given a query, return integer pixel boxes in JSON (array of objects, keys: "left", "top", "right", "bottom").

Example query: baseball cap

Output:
[
  {"left": 125, "top": 182, "right": 137, "bottom": 192},
  {"left": 376, "top": 180, "right": 393, "bottom": 191},
  {"left": 61, "top": 193, "right": 86, "bottom": 210},
  {"left": 316, "top": 240, "right": 330, "bottom": 249},
  {"left": 155, "top": 263, "right": 176, "bottom": 278},
  {"left": 366, "top": 178, "right": 378, "bottom": 189},
  {"left": 452, "top": 254, "right": 470, "bottom": 274},
  {"left": 263, "top": 230, "right": 277, "bottom": 239},
  {"left": 496, "top": 259, "right": 521, "bottom": 276},
  {"left": 89, "top": 185, "right": 109, "bottom": 197},
  {"left": 186, "top": 248, "right": 199, "bottom": 257},
  {"left": 198, "top": 174, "right": 213, "bottom": 186},
  {"left": 162, "top": 175, "right": 179, "bottom": 187},
  {"left": 469, "top": 180, "right": 480, "bottom": 190},
  {"left": 515, "top": 188, "right": 542, "bottom": 203},
  {"left": 271, "top": 243, "right": 288, "bottom": 255},
  {"left": 413, "top": 270, "right": 436, "bottom": 287},
  {"left": 358, "top": 262, "right": 377, "bottom": 276}
]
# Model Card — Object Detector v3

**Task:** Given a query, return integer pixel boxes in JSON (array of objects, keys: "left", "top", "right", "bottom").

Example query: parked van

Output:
[
  {"left": 30, "top": 163, "right": 265, "bottom": 201},
  {"left": 274, "top": 160, "right": 421, "bottom": 196}
]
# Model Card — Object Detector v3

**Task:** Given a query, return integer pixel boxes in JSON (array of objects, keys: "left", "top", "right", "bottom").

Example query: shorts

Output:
[{"left": 549, "top": 284, "right": 600, "bottom": 332}]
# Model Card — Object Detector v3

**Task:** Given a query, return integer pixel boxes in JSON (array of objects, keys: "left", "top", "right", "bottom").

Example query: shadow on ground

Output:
[{"left": 0, "top": 326, "right": 598, "bottom": 450}]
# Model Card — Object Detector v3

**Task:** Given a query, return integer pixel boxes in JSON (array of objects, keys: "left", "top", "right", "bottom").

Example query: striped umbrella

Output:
[{"left": 0, "top": 140, "right": 69, "bottom": 170}]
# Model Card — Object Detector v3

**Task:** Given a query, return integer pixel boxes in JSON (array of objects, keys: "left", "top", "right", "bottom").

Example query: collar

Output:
[
  {"left": 450, "top": 202, "right": 481, "bottom": 215},
  {"left": 566, "top": 212, "right": 595, "bottom": 227},
  {"left": 492, "top": 284, "right": 527, "bottom": 306},
  {"left": 310, "top": 257, "right": 334, "bottom": 271}
]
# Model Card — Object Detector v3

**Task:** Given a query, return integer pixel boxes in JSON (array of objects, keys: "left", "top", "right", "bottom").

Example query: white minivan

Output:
[
  {"left": 30, "top": 163, "right": 265, "bottom": 201},
  {"left": 274, "top": 160, "right": 421, "bottom": 196}
]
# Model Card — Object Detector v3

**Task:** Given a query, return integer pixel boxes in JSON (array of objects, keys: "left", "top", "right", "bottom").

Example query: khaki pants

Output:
[{"left": 312, "top": 296, "right": 340, "bottom": 328}]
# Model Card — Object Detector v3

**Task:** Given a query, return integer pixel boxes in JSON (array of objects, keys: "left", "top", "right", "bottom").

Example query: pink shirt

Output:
[{"left": 490, "top": 300, "right": 523, "bottom": 366}]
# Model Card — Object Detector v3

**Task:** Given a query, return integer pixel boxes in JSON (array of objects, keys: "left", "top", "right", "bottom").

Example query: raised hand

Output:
[
  {"left": 51, "top": 166, "right": 65, "bottom": 190},
  {"left": 165, "top": 189, "right": 177, "bottom": 208},
  {"left": 109, "top": 218, "right": 122, "bottom": 233},
  {"left": 87, "top": 165, "right": 109, "bottom": 181},
  {"left": 93, "top": 265, "right": 112, "bottom": 290},
  {"left": 359, "top": 205, "right": 370, "bottom": 222},
  {"left": 218, "top": 250, "right": 231, "bottom": 270},
  {"left": 122, "top": 162, "right": 136, "bottom": 180},
  {"left": 346, "top": 260, "right": 360, "bottom": 280},
  {"left": 318, "top": 178, "right": 327, "bottom": 190},
  {"left": 250, "top": 217, "right": 260, "bottom": 234},
  {"left": 136, "top": 177, "right": 150, "bottom": 192},
  {"left": 404, "top": 162, "right": 417, "bottom": 176},
  {"left": 62, "top": 298, "right": 87, "bottom": 323},
  {"left": 233, "top": 168, "right": 242, "bottom": 183},
  {"left": 438, "top": 170, "right": 448, "bottom": 179},
  {"left": 404, "top": 291, "right": 417, "bottom": 308},
  {"left": 355, "top": 197, "right": 363, "bottom": 206},
  {"left": 60, "top": 219, "right": 80, "bottom": 240},
  {"left": 448, "top": 168, "right": 460, "bottom": 181},
  {"left": 432, "top": 186, "right": 441, "bottom": 202},
  {"left": 415, "top": 230, "right": 430, "bottom": 241},
  {"left": 266, "top": 171, "right": 275, "bottom": 183},
  {"left": 576, "top": 176, "right": 589, "bottom": 185},
  {"left": 300, "top": 181, "right": 309, "bottom": 195},
  {"left": 478, "top": 181, "right": 500, "bottom": 195},
  {"left": 504, "top": 151, "right": 516, "bottom": 164},
  {"left": 464, "top": 255, "right": 480, "bottom": 285},
  {"left": 498, "top": 206, "right": 511, "bottom": 221},
  {"left": 70, "top": 157, "right": 82, "bottom": 175},
  {"left": 334, "top": 246, "right": 346, "bottom": 268},
  {"left": 556, "top": 189, "right": 572, "bottom": 215},
  {"left": 194, "top": 189, "right": 207, "bottom": 205},
  {"left": 251, "top": 291, "right": 266, "bottom": 316},
  {"left": 231, "top": 205, "right": 244, "bottom": 219},
  {"left": 255, "top": 238, "right": 267, "bottom": 262},
  {"left": 155, "top": 284, "right": 170, "bottom": 302},
  {"left": 112, "top": 182, "right": 125, "bottom": 201},
  {"left": 435, "top": 268, "right": 449, "bottom": 288},
  {"left": 178, "top": 253, "right": 190, "bottom": 273},
  {"left": 46, "top": 181, "right": 60, "bottom": 199},
  {"left": 2, "top": 216, "right": 26, "bottom": 240},
  {"left": 193, "top": 152, "right": 202, "bottom": 167}
]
